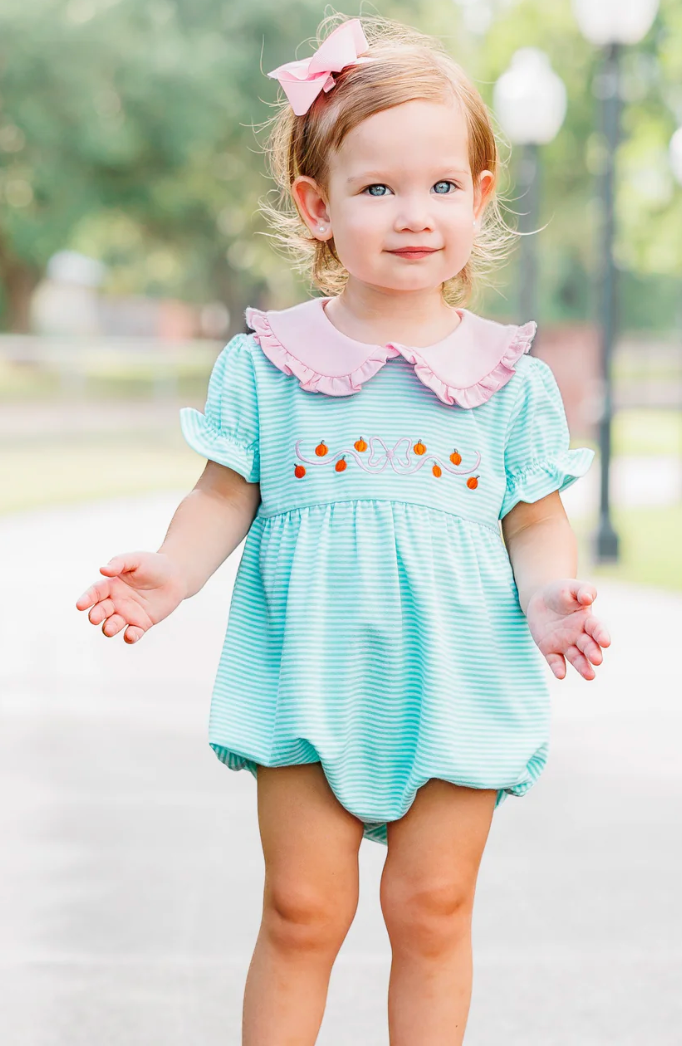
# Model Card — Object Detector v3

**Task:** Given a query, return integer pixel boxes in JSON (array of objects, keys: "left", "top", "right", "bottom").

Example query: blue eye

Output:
[{"left": 363, "top": 181, "right": 458, "bottom": 196}]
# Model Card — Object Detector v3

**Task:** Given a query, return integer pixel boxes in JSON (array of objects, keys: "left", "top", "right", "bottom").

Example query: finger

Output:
[
  {"left": 88, "top": 598, "right": 116, "bottom": 626},
  {"left": 76, "top": 580, "right": 111, "bottom": 610},
  {"left": 124, "top": 625, "right": 145, "bottom": 644},
  {"left": 565, "top": 644, "right": 596, "bottom": 681},
  {"left": 564, "top": 580, "right": 596, "bottom": 607},
  {"left": 575, "top": 632, "right": 603, "bottom": 666},
  {"left": 576, "top": 584, "right": 597, "bottom": 605},
  {"left": 546, "top": 652, "right": 566, "bottom": 679},
  {"left": 101, "top": 614, "right": 128, "bottom": 638},
  {"left": 585, "top": 616, "right": 611, "bottom": 648},
  {"left": 100, "top": 555, "right": 140, "bottom": 578}
]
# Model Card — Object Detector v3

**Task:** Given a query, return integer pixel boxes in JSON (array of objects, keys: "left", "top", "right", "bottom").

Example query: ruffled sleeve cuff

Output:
[
  {"left": 499, "top": 446, "right": 595, "bottom": 519},
  {"left": 180, "top": 407, "right": 260, "bottom": 483}
]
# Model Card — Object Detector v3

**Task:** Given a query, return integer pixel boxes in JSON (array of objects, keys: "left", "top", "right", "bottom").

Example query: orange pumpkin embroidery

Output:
[{"left": 294, "top": 438, "right": 482, "bottom": 480}]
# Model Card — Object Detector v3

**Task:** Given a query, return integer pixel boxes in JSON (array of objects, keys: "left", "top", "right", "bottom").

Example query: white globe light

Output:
[
  {"left": 670, "top": 128, "right": 682, "bottom": 186},
  {"left": 46, "top": 250, "right": 106, "bottom": 287},
  {"left": 572, "top": 0, "right": 659, "bottom": 45},
  {"left": 493, "top": 49, "right": 567, "bottom": 145}
]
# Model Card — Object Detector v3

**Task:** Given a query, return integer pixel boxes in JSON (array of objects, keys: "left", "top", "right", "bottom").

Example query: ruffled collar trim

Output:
[{"left": 245, "top": 296, "right": 536, "bottom": 409}]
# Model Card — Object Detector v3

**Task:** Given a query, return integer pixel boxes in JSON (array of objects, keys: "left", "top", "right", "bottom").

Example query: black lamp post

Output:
[
  {"left": 572, "top": 0, "right": 660, "bottom": 563},
  {"left": 670, "top": 127, "right": 682, "bottom": 499}
]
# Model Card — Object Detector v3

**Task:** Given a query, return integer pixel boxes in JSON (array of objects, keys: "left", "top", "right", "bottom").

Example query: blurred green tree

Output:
[
  {"left": 0, "top": 0, "right": 680, "bottom": 333},
  {"left": 0, "top": 0, "right": 322, "bottom": 330}
]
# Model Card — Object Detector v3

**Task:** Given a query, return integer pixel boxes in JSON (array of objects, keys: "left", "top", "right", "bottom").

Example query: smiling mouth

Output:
[{"left": 388, "top": 247, "right": 441, "bottom": 258}]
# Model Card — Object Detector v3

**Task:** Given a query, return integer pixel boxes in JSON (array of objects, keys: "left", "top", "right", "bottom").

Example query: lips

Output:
[{"left": 388, "top": 247, "right": 440, "bottom": 257}]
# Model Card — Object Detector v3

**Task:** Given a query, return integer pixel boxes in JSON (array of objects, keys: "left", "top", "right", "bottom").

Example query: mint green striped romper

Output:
[{"left": 180, "top": 296, "right": 594, "bottom": 845}]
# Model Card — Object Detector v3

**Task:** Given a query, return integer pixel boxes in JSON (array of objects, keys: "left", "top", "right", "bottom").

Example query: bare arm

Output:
[
  {"left": 501, "top": 490, "right": 610, "bottom": 680},
  {"left": 158, "top": 460, "right": 261, "bottom": 598},
  {"left": 501, "top": 491, "right": 577, "bottom": 614}
]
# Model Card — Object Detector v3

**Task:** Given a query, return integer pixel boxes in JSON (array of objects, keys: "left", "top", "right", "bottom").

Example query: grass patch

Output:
[
  {"left": 0, "top": 354, "right": 217, "bottom": 402},
  {"left": 611, "top": 410, "right": 682, "bottom": 458},
  {"left": 0, "top": 437, "right": 203, "bottom": 516},
  {"left": 578, "top": 409, "right": 682, "bottom": 457},
  {"left": 572, "top": 503, "right": 682, "bottom": 592}
]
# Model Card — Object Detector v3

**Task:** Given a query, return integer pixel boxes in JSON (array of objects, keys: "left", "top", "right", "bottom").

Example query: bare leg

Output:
[
  {"left": 380, "top": 781, "right": 498, "bottom": 1046},
  {"left": 242, "top": 763, "right": 365, "bottom": 1045}
]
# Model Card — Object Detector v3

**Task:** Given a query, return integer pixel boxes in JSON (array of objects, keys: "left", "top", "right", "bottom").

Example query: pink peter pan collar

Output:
[{"left": 245, "top": 296, "right": 536, "bottom": 409}]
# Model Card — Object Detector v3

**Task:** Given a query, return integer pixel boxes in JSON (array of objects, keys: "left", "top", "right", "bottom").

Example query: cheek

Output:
[
  {"left": 444, "top": 206, "right": 476, "bottom": 251},
  {"left": 444, "top": 197, "right": 474, "bottom": 229},
  {"left": 437, "top": 209, "right": 475, "bottom": 279},
  {"left": 332, "top": 200, "right": 385, "bottom": 241},
  {"left": 450, "top": 220, "right": 475, "bottom": 251},
  {"left": 328, "top": 203, "right": 386, "bottom": 273}
]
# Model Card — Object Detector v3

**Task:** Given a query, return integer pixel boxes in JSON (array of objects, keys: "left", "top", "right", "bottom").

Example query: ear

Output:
[
  {"left": 473, "top": 170, "right": 495, "bottom": 223},
  {"left": 291, "top": 176, "right": 333, "bottom": 241}
]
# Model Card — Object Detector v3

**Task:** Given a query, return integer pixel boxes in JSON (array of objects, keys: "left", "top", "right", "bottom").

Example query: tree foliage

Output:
[{"left": 0, "top": 0, "right": 680, "bottom": 332}]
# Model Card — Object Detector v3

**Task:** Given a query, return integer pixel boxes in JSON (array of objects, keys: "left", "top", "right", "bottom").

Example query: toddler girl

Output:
[{"left": 76, "top": 15, "right": 611, "bottom": 1045}]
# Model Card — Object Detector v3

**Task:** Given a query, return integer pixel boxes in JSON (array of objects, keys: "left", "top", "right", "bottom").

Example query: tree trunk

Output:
[{"left": 0, "top": 233, "right": 41, "bottom": 333}]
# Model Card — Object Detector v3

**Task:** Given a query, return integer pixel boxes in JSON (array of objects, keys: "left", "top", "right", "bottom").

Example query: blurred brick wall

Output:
[{"left": 532, "top": 322, "right": 600, "bottom": 440}]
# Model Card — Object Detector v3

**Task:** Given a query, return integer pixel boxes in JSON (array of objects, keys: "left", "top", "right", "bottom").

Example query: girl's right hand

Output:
[{"left": 75, "top": 552, "right": 187, "bottom": 644}]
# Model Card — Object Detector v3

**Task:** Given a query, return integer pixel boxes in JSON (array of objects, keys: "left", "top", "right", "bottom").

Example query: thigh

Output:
[
  {"left": 384, "top": 780, "right": 498, "bottom": 893},
  {"left": 256, "top": 763, "right": 365, "bottom": 900}
]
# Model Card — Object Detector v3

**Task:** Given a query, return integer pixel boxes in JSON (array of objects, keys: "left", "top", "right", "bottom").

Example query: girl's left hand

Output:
[{"left": 525, "top": 579, "right": 611, "bottom": 681}]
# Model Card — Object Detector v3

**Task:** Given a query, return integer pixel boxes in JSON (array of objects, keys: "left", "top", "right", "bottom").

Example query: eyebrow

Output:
[{"left": 346, "top": 168, "right": 471, "bottom": 185}]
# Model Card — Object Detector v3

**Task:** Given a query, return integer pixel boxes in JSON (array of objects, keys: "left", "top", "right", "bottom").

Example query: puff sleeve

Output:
[
  {"left": 179, "top": 334, "right": 260, "bottom": 483},
  {"left": 499, "top": 356, "right": 594, "bottom": 520}
]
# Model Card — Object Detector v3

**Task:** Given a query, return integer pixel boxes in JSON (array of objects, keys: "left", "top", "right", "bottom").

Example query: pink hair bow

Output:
[{"left": 267, "top": 19, "right": 371, "bottom": 116}]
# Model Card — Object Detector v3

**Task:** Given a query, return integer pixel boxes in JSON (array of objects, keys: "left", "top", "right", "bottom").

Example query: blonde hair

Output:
[{"left": 258, "top": 13, "right": 516, "bottom": 306}]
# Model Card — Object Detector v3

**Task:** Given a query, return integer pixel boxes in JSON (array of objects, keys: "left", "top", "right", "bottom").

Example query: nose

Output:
[{"left": 393, "top": 191, "right": 434, "bottom": 233}]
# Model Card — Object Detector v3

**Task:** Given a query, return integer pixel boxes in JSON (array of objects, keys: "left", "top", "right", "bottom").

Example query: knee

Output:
[
  {"left": 380, "top": 869, "right": 473, "bottom": 958},
  {"left": 263, "top": 878, "right": 358, "bottom": 956}
]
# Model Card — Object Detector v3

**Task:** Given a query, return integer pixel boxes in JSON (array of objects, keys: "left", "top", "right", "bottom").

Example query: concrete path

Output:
[{"left": 1, "top": 492, "right": 681, "bottom": 1045}]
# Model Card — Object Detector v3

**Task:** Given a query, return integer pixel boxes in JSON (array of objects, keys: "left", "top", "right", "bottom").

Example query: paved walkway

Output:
[{"left": 1, "top": 492, "right": 681, "bottom": 1044}]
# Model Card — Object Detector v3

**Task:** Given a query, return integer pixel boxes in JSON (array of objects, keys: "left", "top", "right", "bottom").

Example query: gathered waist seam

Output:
[{"left": 255, "top": 497, "right": 502, "bottom": 536}]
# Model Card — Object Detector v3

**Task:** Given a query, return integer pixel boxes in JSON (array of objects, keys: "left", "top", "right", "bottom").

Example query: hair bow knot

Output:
[{"left": 267, "top": 19, "right": 370, "bottom": 116}]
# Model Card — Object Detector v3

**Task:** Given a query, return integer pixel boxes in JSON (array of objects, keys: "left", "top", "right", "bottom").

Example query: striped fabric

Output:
[{"left": 180, "top": 327, "right": 594, "bottom": 846}]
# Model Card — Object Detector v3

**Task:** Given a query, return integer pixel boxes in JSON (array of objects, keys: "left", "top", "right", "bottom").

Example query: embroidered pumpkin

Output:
[
  {"left": 450, "top": 449, "right": 462, "bottom": 466},
  {"left": 335, "top": 456, "right": 347, "bottom": 472},
  {"left": 315, "top": 440, "right": 328, "bottom": 457},
  {"left": 354, "top": 437, "right": 368, "bottom": 452},
  {"left": 413, "top": 439, "right": 426, "bottom": 456},
  {"left": 432, "top": 464, "right": 442, "bottom": 478},
  {"left": 294, "top": 465, "right": 306, "bottom": 479},
  {"left": 467, "top": 475, "right": 479, "bottom": 490}
]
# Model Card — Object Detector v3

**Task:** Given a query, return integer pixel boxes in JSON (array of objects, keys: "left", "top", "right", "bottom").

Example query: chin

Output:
[
  {"left": 367, "top": 279, "right": 432, "bottom": 295},
  {"left": 388, "top": 274, "right": 446, "bottom": 292}
]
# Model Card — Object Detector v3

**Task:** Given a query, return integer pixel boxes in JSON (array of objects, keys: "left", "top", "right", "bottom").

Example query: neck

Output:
[{"left": 324, "top": 279, "right": 462, "bottom": 348}]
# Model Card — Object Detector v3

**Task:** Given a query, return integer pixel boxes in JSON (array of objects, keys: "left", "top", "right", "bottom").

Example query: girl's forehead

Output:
[{"left": 332, "top": 98, "right": 470, "bottom": 174}]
